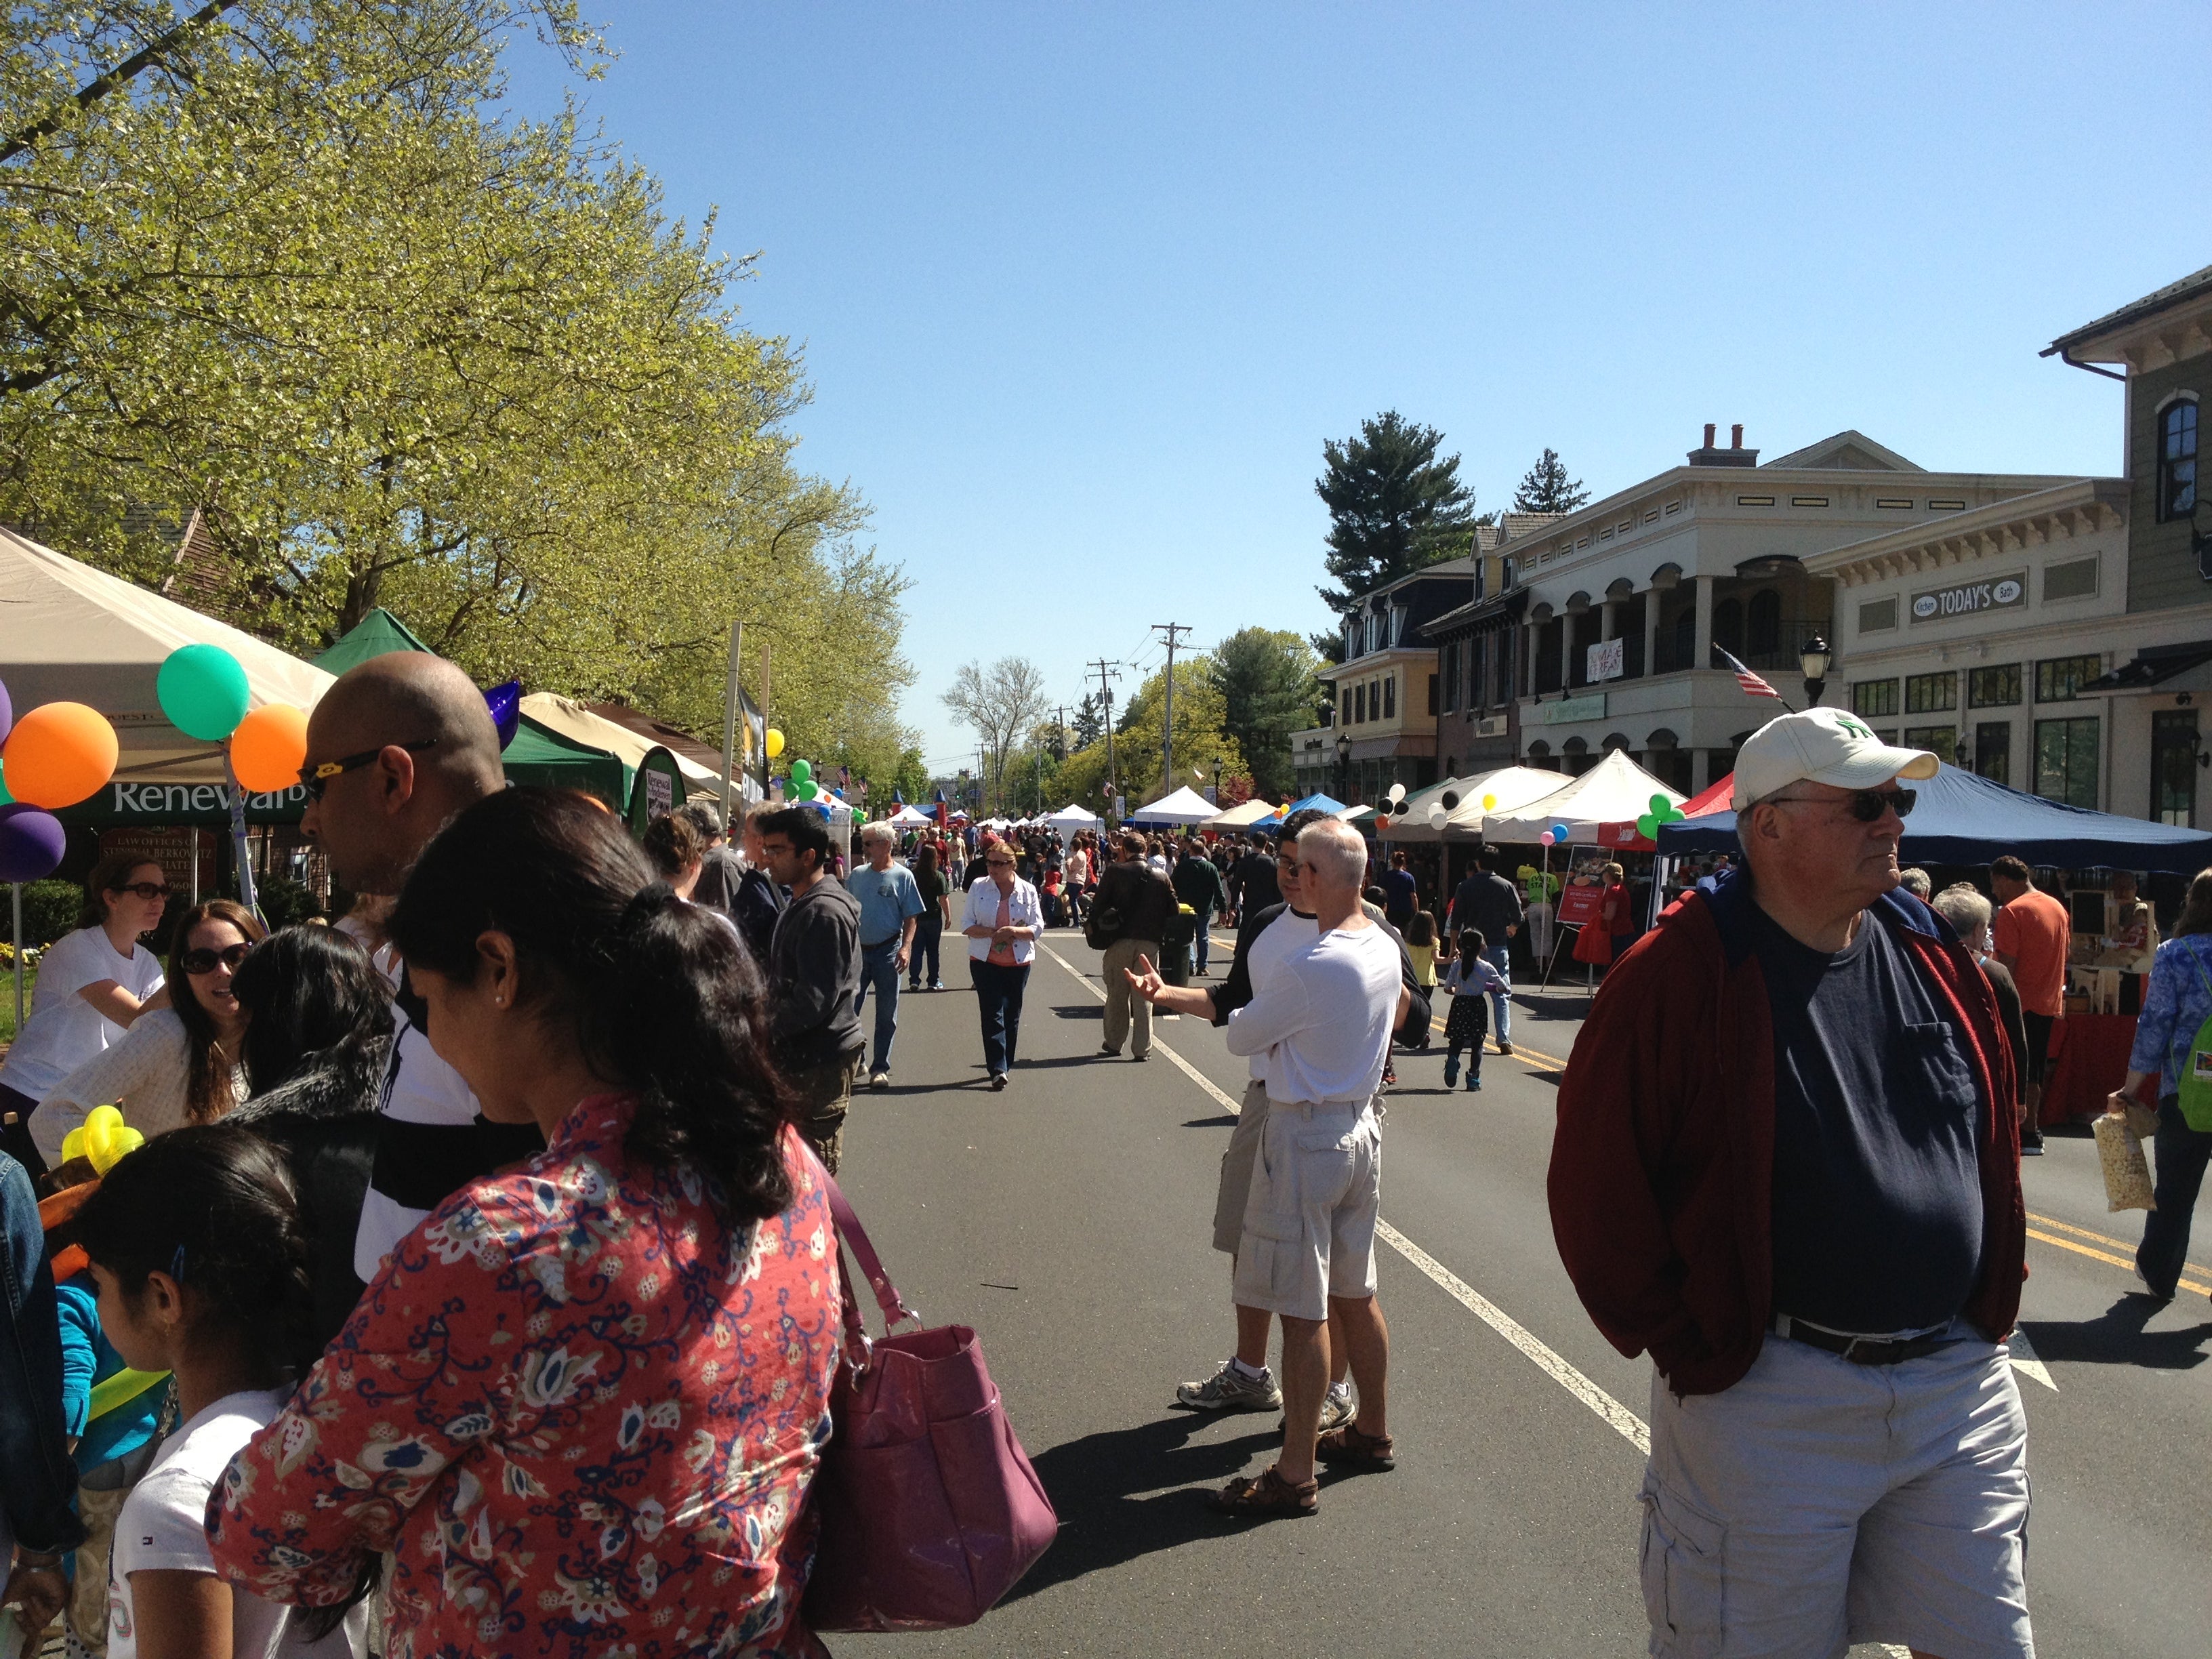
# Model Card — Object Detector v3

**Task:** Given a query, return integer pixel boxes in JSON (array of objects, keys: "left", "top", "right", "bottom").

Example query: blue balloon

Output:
[
  {"left": 1550, "top": 823, "right": 1570, "bottom": 842},
  {"left": 0, "top": 802, "right": 66, "bottom": 882},
  {"left": 482, "top": 679, "right": 521, "bottom": 750}
]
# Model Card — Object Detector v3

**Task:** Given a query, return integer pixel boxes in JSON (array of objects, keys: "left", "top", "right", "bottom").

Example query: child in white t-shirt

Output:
[{"left": 73, "top": 1125, "right": 366, "bottom": 1659}]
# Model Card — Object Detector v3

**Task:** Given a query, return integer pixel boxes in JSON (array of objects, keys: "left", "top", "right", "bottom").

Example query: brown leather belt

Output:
[{"left": 1772, "top": 1315, "right": 1954, "bottom": 1367}]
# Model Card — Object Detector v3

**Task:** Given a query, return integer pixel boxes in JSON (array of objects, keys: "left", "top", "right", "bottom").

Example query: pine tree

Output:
[
  {"left": 1511, "top": 447, "right": 1591, "bottom": 514},
  {"left": 1314, "top": 411, "right": 1477, "bottom": 624},
  {"left": 1071, "top": 691, "right": 1108, "bottom": 750}
]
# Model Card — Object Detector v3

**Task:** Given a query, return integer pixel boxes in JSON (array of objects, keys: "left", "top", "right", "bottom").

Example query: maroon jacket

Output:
[{"left": 1547, "top": 878, "right": 2024, "bottom": 1396}]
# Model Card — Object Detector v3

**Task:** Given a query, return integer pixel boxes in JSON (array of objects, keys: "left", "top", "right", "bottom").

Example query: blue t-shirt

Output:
[
  {"left": 1747, "top": 900, "right": 1984, "bottom": 1334},
  {"left": 851, "top": 861, "right": 925, "bottom": 947},
  {"left": 1381, "top": 868, "right": 1419, "bottom": 918}
]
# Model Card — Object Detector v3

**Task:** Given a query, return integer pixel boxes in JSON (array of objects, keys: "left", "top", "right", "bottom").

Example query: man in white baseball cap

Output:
[{"left": 1550, "top": 707, "right": 2032, "bottom": 1657}]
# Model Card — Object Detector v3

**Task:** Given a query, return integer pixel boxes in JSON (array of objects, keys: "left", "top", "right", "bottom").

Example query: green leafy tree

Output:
[
  {"left": 1057, "top": 656, "right": 1246, "bottom": 817},
  {"left": 1313, "top": 410, "right": 1478, "bottom": 651},
  {"left": 1511, "top": 447, "right": 1590, "bottom": 514},
  {"left": 1210, "top": 628, "right": 1319, "bottom": 801}
]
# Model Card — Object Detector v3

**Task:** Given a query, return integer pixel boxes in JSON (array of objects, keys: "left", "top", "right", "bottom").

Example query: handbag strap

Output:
[{"left": 794, "top": 1136, "right": 919, "bottom": 1361}]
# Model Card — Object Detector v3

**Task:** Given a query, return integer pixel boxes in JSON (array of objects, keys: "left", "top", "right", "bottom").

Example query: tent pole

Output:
[
  {"left": 225, "top": 751, "right": 261, "bottom": 922},
  {"left": 12, "top": 883, "right": 21, "bottom": 1033},
  {"left": 719, "top": 619, "right": 743, "bottom": 825},
  {"left": 758, "top": 644, "right": 773, "bottom": 799}
]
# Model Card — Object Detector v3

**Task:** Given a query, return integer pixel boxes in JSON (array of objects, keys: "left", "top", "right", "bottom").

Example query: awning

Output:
[
  {"left": 2081, "top": 640, "right": 2212, "bottom": 693},
  {"left": 1203, "top": 799, "right": 1279, "bottom": 830}
]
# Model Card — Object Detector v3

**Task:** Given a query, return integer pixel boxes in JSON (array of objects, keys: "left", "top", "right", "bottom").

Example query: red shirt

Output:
[
  {"left": 1548, "top": 884, "right": 2024, "bottom": 1395},
  {"left": 1993, "top": 886, "right": 2071, "bottom": 1017}
]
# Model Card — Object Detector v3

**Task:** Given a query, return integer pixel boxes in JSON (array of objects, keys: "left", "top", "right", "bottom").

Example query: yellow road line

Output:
[{"left": 2025, "top": 1225, "right": 2212, "bottom": 1297}]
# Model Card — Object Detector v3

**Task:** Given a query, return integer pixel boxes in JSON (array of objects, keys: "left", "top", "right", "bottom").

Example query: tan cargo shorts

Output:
[{"left": 1231, "top": 1098, "right": 1382, "bottom": 1322}]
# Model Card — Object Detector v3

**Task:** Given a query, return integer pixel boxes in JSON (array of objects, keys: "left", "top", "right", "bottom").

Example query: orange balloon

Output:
[
  {"left": 2, "top": 702, "right": 117, "bottom": 808},
  {"left": 229, "top": 703, "right": 309, "bottom": 794}
]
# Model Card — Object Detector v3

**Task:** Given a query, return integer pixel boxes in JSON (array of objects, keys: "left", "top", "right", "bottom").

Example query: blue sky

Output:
[{"left": 504, "top": 3, "right": 2208, "bottom": 776}]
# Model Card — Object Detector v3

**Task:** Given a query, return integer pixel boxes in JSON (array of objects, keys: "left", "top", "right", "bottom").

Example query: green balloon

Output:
[
  {"left": 0, "top": 758, "right": 9, "bottom": 804},
  {"left": 157, "top": 644, "right": 251, "bottom": 740},
  {"left": 790, "top": 758, "right": 813, "bottom": 785},
  {"left": 1648, "top": 792, "right": 1671, "bottom": 815},
  {"left": 797, "top": 779, "right": 819, "bottom": 800},
  {"left": 1664, "top": 806, "right": 1687, "bottom": 823},
  {"left": 1635, "top": 813, "right": 1658, "bottom": 840}
]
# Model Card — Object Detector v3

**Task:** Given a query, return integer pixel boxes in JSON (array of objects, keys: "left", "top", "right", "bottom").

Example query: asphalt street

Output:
[{"left": 830, "top": 926, "right": 2212, "bottom": 1658}]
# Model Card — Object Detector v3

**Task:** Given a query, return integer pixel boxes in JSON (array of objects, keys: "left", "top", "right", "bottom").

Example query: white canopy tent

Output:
[
  {"left": 887, "top": 803, "right": 933, "bottom": 827},
  {"left": 1204, "top": 798, "right": 1279, "bottom": 830},
  {"left": 1373, "top": 773, "right": 1493, "bottom": 843},
  {"left": 1047, "top": 803, "right": 1102, "bottom": 832},
  {"left": 1483, "top": 750, "right": 1685, "bottom": 844},
  {"left": 1426, "top": 766, "right": 1579, "bottom": 841},
  {"left": 1128, "top": 784, "right": 1216, "bottom": 824},
  {"left": 521, "top": 693, "right": 726, "bottom": 798},
  {"left": 0, "top": 527, "right": 333, "bottom": 786}
]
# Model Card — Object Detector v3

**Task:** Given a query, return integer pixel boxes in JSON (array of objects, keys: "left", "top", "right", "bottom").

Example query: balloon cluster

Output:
[
  {"left": 788, "top": 757, "right": 819, "bottom": 801},
  {"left": 1539, "top": 821, "right": 1570, "bottom": 848},
  {"left": 1635, "top": 791, "right": 1687, "bottom": 842},
  {"left": 61, "top": 1104, "right": 143, "bottom": 1174},
  {"left": 157, "top": 645, "right": 308, "bottom": 792},
  {"left": 1385, "top": 782, "right": 1411, "bottom": 819},
  {"left": 0, "top": 675, "right": 123, "bottom": 881}
]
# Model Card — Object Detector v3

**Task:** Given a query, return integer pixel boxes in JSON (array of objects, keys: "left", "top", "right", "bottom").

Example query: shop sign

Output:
[
  {"left": 96, "top": 827, "right": 217, "bottom": 895},
  {"left": 59, "top": 781, "right": 310, "bottom": 827},
  {"left": 1910, "top": 572, "right": 2025, "bottom": 624},
  {"left": 1586, "top": 638, "right": 1625, "bottom": 682},
  {"left": 1542, "top": 693, "right": 1607, "bottom": 725}
]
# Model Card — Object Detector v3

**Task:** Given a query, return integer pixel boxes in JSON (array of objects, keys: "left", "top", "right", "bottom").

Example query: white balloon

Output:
[
  {"left": 1427, "top": 802, "right": 1448, "bottom": 827},
  {"left": 1388, "top": 782, "right": 1407, "bottom": 802}
]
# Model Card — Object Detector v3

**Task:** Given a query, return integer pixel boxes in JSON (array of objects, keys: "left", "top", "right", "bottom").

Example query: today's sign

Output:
[{"left": 1910, "top": 572, "right": 2025, "bottom": 624}]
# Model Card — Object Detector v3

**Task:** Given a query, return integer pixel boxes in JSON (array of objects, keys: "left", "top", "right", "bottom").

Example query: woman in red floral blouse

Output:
[{"left": 207, "top": 788, "right": 843, "bottom": 1658}]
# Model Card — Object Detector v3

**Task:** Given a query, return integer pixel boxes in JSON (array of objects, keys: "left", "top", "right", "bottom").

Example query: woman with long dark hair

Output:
[
  {"left": 226, "top": 927, "right": 396, "bottom": 1355},
  {"left": 33, "top": 898, "right": 264, "bottom": 1164},
  {"left": 909, "top": 841, "right": 949, "bottom": 991},
  {"left": 208, "top": 788, "right": 842, "bottom": 1658}
]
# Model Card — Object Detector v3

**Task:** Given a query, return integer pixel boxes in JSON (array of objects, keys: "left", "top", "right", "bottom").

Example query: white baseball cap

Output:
[{"left": 1729, "top": 707, "right": 1939, "bottom": 811}]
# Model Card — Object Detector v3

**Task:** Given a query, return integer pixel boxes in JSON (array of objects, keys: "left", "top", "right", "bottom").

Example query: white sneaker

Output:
[
  {"left": 1175, "top": 1359, "right": 1282, "bottom": 1412},
  {"left": 869, "top": 1070, "right": 890, "bottom": 1090},
  {"left": 1315, "top": 1383, "right": 1356, "bottom": 1434}
]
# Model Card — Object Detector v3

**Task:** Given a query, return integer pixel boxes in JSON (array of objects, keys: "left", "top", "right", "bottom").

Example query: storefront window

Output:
[
  {"left": 1973, "top": 722, "right": 2011, "bottom": 787},
  {"left": 2153, "top": 709, "right": 2199, "bottom": 827},
  {"left": 2034, "top": 716, "right": 2100, "bottom": 808},
  {"left": 1968, "top": 664, "right": 2021, "bottom": 708},
  {"left": 1851, "top": 679, "right": 1899, "bottom": 718},
  {"left": 2034, "top": 655, "right": 2102, "bottom": 703},
  {"left": 1902, "top": 725, "right": 1957, "bottom": 764},
  {"left": 1904, "top": 672, "right": 1957, "bottom": 714}
]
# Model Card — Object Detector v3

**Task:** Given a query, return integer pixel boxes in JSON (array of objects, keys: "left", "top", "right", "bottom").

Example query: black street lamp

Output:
[
  {"left": 1335, "top": 731, "right": 1353, "bottom": 802},
  {"left": 1799, "top": 634, "right": 1832, "bottom": 708}
]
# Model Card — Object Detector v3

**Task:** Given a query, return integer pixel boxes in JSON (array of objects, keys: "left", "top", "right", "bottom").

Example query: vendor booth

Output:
[
  {"left": 1047, "top": 802, "right": 1103, "bottom": 833},
  {"left": 1128, "top": 785, "right": 1216, "bottom": 825},
  {"left": 1202, "top": 798, "right": 1277, "bottom": 832},
  {"left": 1658, "top": 762, "right": 2212, "bottom": 1118},
  {"left": 1483, "top": 750, "right": 1685, "bottom": 847}
]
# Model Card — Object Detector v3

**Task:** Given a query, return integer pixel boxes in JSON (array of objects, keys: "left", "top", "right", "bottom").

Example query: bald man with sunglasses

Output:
[{"left": 1551, "top": 708, "right": 2032, "bottom": 1659}]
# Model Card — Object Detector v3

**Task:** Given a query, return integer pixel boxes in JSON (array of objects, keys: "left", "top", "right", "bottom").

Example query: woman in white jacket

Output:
[
  {"left": 33, "top": 899, "right": 262, "bottom": 1163},
  {"left": 960, "top": 840, "right": 1044, "bottom": 1090}
]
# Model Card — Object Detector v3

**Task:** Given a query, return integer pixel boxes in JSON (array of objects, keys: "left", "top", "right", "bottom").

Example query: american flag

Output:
[{"left": 1714, "top": 646, "right": 1784, "bottom": 701}]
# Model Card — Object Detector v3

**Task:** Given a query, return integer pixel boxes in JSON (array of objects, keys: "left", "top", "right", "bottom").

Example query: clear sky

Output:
[{"left": 502, "top": 3, "right": 2209, "bottom": 778}]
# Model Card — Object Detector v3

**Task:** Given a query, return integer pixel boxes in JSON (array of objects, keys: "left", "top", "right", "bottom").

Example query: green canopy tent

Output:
[{"left": 312, "top": 607, "right": 436, "bottom": 676}]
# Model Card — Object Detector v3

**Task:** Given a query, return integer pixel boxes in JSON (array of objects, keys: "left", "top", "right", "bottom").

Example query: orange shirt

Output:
[{"left": 1993, "top": 886, "right": 2071, "bottom": 1017}]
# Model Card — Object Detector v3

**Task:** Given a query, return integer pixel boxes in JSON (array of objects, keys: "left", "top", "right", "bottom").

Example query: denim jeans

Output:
[
  {"left": 1, "top": 1149, "right": 85, "bottom": 1552},
  {"left": 2139, "top": 1094, "right": 2212, "bottom": 1297},
  {"left": 1192, "top": 908, "right": 1215, "bottom": 973},
  {"left": 972, "top": 959, "right": 1030, "bottom": 1077},
  {"left": 909, "top": 914, "right": 943, "bottom": 988},
  {"left": 1483, "top": 943, "right": 1513, "bottom": 1042},
  {"left": 855, "top": 938, "right": 903, "bottom": 1073}
]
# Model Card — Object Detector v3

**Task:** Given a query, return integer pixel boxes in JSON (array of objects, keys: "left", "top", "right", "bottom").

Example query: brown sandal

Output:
[
  {"left": 1315, "top": 1422, "right": 1396, "bottom": 1471},
  {"left": 1208, "top": 1464, "right": 1319, "bottom": 1517}
]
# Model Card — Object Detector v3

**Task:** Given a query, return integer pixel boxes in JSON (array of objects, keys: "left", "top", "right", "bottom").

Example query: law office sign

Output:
[{"left": 1910, "top": 572, "right": 2025, "bottom": 624}]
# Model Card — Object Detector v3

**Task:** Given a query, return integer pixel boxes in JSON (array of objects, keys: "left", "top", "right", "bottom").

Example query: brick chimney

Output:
[{"left": 1688, "top": 422, "right": 1759, "bottom": 468}]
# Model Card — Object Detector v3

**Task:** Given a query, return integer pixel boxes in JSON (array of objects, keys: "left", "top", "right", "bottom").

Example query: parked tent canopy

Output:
[
  {"left": 1128, "top": 785, "right": 1217, "bottom": 823},
  {"left": 1047, "top": 802, "right": 1103, "bottom": 831},
  {"left": 1485, "top": 750, "right": 1685, "bottom": 847},
  {"left": 1658, "top": 762, "right": 2212, "bottom": 873},
  {"left": 1204, "top": 798, "right": 1279, "bottom": 830}
]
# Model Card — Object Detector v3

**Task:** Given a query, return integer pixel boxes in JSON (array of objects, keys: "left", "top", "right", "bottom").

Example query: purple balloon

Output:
[
  {"left": 0, "top": 676, "right": 12, "bottom": 745},
  {"left": 0, "top": 802, "right": 66, "bottom": 882}
]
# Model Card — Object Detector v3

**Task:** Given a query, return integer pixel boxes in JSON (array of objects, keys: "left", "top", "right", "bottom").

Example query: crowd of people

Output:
[{"left": 1, "top": 658, "right": 2202, "bottom": 1657}]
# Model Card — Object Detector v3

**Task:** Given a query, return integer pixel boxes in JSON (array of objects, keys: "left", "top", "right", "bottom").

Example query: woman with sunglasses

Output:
[
  {"left": 961, "top": 838, "right": 1044, "bottom": 1088},
  {"left": 0, "top": 855, "right": 175, "bottom": 1176},
  {"left": 30, "top": 900, "right": 266, "bottom": 1165}
]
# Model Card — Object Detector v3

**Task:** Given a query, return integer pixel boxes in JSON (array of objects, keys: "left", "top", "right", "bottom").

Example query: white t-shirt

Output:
[
  {"left": 1225, "top": 920, "right": 1401, "bottom": 1105},
  {"left": 1237, "top": 909, "right": 1321, "bottom": 1081},
  {"left": 351, "top": 944, "right": 481, "bottom": 1282},
  {"left": 108, "top": 1389, "right": 367, "bottom": 1659},
  {"left": 0, "top": 926, "right": 165, "bottom": 1101}
]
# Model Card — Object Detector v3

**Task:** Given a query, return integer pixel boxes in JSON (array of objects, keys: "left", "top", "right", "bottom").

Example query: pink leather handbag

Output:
[{"left": 802, "top": 1155, "right": 1059, "bottom": 1632}]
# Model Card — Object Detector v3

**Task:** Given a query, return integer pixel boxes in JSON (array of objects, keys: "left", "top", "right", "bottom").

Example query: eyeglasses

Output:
[
  {"left": 1765, "top": 787, "right": 1916, "bottom": 822},
  {"left": 1275, "top": 852, "right": 1298, "bottom": 868},
  {"left": 298, "top": 738, "right": 440, "bottom": 801},
  {"left": 110, "top": 881, "right": 172, "bottom": 902},
  {"left": 181, "top": 943, "right": 252, "bottom": 975}
]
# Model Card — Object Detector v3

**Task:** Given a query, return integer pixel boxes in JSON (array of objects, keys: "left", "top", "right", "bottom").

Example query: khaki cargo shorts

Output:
[
  {"left": 1231, "top": 1097, "right": 1382, "bottom": 1322},
  {"left": 1212, "top": 1080, "right": 1271, "bottom": 1254}
]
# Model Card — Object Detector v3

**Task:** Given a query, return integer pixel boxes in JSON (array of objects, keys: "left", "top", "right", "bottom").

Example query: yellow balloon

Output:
[
  {"left": 61, "top": 1124, "right": 86, "bottom": 1163},
  {"left": 98, "top": 1128, "right": 144, "bottom": 1172},
  {"left": 1481, "top": 793, "right": 1498, "bottom": 810},
  {"left": 765, "top": 727, "right": 785, "bottom": 760}
]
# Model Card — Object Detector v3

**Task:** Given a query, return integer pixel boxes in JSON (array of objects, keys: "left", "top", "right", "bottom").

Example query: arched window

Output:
[
  {"left": 2160, "top": 396, "right": 2198, "bottom": 522},
  {"left": 1713, "top": 597, "right": 1744, "bottom": 657},
  {"left": 1746, "top": 589, "right": 1781, "bottom": 658}
]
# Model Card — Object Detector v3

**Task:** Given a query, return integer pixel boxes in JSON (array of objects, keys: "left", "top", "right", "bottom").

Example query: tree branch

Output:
[{"left": 1, "top": 3, "right": 245, "bottom": 165}]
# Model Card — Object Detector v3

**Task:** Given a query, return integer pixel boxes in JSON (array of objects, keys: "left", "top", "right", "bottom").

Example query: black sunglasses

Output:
[
  {"left": 181, "top": 942, "right": 252, "bottom": 975},
  {"left": 298, "top": 738, "right": 440, "bottom": 801},
  {"left": 1767, "top": 787, "right": 1916, "bottom": 822},
  {"left": 110, "top": 880, "right": 172, "bottom": 902}
]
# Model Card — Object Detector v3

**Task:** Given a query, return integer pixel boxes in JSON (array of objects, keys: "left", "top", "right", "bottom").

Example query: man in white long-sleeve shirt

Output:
[{"left": 1208, "top": 817, "right": 1404, "bottom": 1519}]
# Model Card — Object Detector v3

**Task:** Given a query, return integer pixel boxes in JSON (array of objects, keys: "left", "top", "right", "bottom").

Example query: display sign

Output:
[
  {"left": 1556, "top": 882, "right": 1605, "bottom": 925},
  {"left": 644, "top": 768, "right": 674, "bottom": 820},
  {"left": 60, "top": 781, "right": 309, "bottom": 827},
  {"left": 1542, "top": 693, "right": 1608, "bottom": 725},
  {"left": 96, "top": 827, "right": 217, "bottom": 895},
  {"left": 1909, "top": 572, "right": 2025, "bottom": 624},
  {"left": 1586, "top": 638, "right": 1625, "bottom": 682}
]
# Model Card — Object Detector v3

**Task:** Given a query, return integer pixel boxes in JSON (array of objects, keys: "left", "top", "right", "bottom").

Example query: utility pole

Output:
[
  {"left": 1087, "top": 659, "right": 1122, "bottom": 812},
  {"left": 1152, "top": 622, "right": 1192, "bottom": 795}
]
